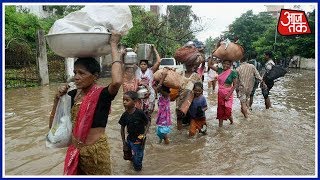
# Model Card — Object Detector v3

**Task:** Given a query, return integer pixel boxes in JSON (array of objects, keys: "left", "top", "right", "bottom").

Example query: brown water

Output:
[{"left": 4, "top": 68, "right": 316, "bottom": 176}]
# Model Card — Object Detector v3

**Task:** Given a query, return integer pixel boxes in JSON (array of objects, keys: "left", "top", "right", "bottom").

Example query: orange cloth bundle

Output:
[
  {"left": 212, "top": 39, "right": 244, "bottom": 61},
  {"left": 169, "top": 88, "right": 179, "bottom": 102},
  {"left": 174, "top": 46, "right": 199, "bottom": 66}
]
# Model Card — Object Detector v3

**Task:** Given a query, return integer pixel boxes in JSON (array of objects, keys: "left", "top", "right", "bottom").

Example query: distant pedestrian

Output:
[
  {"left": 261, "top": 51, "right": 275, "bottom": 109},
  {"left": 236, "top": 56, "right": 265, "bottom": 118},
  {"left": 211, "top": 59, "right": 238, "bottom": 127},
  {"left": 248, "top": 51, "right": 263, "bottom": 109},
  {"left": 207, "top": 56, "right": 218, "bottom": 92}
]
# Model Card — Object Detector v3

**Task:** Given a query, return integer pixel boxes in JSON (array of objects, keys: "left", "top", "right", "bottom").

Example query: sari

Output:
[
  {"left": 217, "top": 69, "right": 234, "bottom": 120},
  {"left": 63, "top": 85, "right": 104, "bottom": 175},
  {"left": 135, "top": 68, "right": 156, "bottom": 118},
  {"left": 123, "top": 77, "right": 139, "bottom": 93}
]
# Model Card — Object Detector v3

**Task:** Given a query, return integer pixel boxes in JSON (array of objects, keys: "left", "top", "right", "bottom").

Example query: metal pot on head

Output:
[{"left": 124, "top": 48, "right": 137, "bottom": 66}]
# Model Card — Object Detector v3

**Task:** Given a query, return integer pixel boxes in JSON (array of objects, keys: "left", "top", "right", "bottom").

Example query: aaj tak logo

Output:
[{"left": 277, "top": 9, "right": 312, "bottom": 36}]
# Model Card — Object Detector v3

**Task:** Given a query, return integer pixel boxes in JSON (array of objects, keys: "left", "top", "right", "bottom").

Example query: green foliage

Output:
[
  {"left": 5, "top": 5, "right": 42, "bottom": 49},
  {"left": 122, "top": 5, "right": 200, "bottom": 57},
  {"left": 224, "top": 10, "right": 276, "bottom": 58},
  {"left": 204, "top": 36, "right": 220, "bottom": 56}
]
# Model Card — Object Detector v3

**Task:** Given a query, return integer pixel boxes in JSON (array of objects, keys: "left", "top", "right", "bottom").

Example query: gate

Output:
[
  {"left": 5, "top": 39, "right": 39, "bottom": 88},
  {"left": 5, "top": 38, "right": 66, "bottom": 88}
]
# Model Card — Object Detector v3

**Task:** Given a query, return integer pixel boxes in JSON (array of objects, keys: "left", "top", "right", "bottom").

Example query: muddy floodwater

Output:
[{"left": 4, "top": 68, "right": 316, "bottom": 176}]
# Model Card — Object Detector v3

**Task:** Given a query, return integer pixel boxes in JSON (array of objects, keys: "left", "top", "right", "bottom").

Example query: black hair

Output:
[
  {"left": 193, "top": 82, "right": 203, "bottom": 90},
  {"left": 74, "top": 57, "right": 101, "bottom": 76},
  {"left": 264, "top": 51, "right": 273, "bottom": 58},
  {"left": 160, "top": 85, "right": 170, "bottom": 94},
  {"left": 139, "top": 60, "right": 149, "bottom": 66},
  {"left": 251, "top": 51, "right": 257, "bottom": 59},
  {"left": 124, "top": 91, "right": 139, "bottom": 101}
]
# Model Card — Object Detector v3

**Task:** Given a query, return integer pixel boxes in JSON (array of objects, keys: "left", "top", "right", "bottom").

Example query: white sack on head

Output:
[{"left": 49, "top": 5, "right": 133, "bottom": 35}]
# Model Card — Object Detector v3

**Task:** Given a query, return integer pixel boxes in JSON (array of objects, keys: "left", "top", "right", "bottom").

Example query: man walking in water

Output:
[
  {"left": 236, "top": 56, "right": 265, "bottom": 118},
  {"left": 261, "top": 51, "right": 275, "bottom": 109},
  {"left": 248, "top": 51, "right": 262, "bottom": 110}
]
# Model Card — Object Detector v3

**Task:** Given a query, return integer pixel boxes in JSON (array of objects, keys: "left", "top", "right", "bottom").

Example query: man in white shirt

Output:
[
  {"left": 261, "top": 51, "right": 275, "bottom": 109},
  {"left": 236, "top": 57, "right": 265, "bottom": 118}
]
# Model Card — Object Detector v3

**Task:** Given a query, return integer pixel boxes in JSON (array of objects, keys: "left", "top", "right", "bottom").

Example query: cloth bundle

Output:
[
  {"left": 153, "top": 68, "right": 183, "bottom": 89},
  {"left": 174, "top": 46, "right": 200, "bottom": 66},
  {"left": 212, "top": 39, "right": 244, "bottom": 61}
]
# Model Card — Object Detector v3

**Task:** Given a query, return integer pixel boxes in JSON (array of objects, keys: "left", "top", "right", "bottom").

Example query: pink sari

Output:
[
  {"left": 217, "top": 69, "right": 233, "bottom": 120},
  {"left": 63, "top": 85, "right": 104, "bottom": 175}
]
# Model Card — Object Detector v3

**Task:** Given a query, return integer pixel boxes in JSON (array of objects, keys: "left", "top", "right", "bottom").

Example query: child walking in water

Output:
[
  {"left": 155, "top": 85, "right": 172, "bottom": 144},
  {"left": 188, "top": 82, "right": 208, "bottom": 137},
  {"left": 119, "top": 91, "right": 150, "bottom": 171},
  {"left": 153, "top": 68, "right": 172, "bottom": 144}
]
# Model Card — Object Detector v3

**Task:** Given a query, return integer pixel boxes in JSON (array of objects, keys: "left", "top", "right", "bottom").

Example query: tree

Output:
[
  {"left": 253, "top": 9, "right": 315, "bottom": 60},
  {"left": 204, "top": 36, "right": 221, "bottom": 57},
  {"left": 121, "top": 5, "right": 202, "bottom": 57},
  {"left": 224, "top": 10, "right": 276, "bottom": 58}
]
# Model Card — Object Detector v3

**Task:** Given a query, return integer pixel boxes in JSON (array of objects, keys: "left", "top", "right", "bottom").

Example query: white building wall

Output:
[
  {"left": 18, "top": 5, "right": 50, "bottom": 18},
  {"left": 142, "top": 5, "right": 167, "bottom": 16}
]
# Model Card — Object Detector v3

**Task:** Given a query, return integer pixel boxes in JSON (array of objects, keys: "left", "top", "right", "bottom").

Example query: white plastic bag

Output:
[
  {"left": 46, "top": 95, "right": 72, "bottom": 148},
  {"left": 49, "top": 5, "right": 133, "bottom": 35}
]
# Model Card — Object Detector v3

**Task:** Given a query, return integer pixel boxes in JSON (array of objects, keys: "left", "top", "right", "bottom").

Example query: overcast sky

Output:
[{"left": 191, "top": 3, "right": 316, "bottom": 42}]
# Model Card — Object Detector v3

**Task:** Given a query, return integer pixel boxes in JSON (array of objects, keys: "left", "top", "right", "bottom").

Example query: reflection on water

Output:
[{"left": 4, "top": 69, "right": 316, "bottom": 176}]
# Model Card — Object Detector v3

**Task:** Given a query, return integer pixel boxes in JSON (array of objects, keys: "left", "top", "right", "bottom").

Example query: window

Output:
[{"left": 160, "top": 58, "right": 174, "bottom": 65}]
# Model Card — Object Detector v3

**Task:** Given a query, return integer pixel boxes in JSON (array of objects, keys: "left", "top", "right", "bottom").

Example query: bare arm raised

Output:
[
  {"left": 108, "top": 31, "right": 124, "bottom": 96},
  {"left": 151, "top": 45, "right": 161, "bottom": 73}
]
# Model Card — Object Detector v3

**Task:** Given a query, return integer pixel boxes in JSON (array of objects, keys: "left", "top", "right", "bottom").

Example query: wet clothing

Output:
[
  {"left": 189, "top": 117, "right": 206, "bottom": 137},
  {"left": 156, "top": 126, "right": 171, "bottom": 140},
  {"left": 188, "top": 95, "right": 207, "bottom": 136},
  {"left": 64, "top": 85, "right": 114, "bottom": 175},
  {"left": 119, "top": 108, "right": 149, "bottom": 171},
  {"left": 127, "top": 139, "right": 144, "bottom": 171},
  {"left": 236, "top": 62, "right": 263, "bottom": 103},
  {"left": 217, "top": 69, "right": 237, "bottom": 120}
]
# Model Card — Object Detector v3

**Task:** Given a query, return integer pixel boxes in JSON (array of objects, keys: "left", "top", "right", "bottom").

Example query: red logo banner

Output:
[{"left": 277, "top": 9, "right": 311, "bottom": 36}]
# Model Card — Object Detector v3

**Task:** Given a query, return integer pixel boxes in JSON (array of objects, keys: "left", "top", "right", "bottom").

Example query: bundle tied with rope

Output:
[{"left": 212, "top": 38, "right": 244, "bottom": 61}]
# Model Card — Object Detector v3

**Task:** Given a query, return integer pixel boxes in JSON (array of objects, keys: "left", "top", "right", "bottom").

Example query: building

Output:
[
  {"left": 16, "top": 5, "right": 52, "bottom": 18},
  {"left": 265, "top": 5, "right": 284, "bottom": 18},
  {"left": 142, "top": 5, "right": 167, "bottom": 17}
]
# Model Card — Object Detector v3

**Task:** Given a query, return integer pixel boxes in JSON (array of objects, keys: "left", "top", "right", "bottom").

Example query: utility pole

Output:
[{"left": 274, "top": 10, "right": 280, "bottom": 52}]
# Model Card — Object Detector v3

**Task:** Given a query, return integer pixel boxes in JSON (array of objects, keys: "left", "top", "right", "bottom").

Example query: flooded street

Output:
[{"left": 4, "top": 68, "right": 316, "bottom": 176}]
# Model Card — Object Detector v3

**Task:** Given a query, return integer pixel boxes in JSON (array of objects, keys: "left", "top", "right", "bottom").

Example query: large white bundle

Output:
[
  {"left": 46, "top": 5, "right": 133, "bottom": 57},
  {"left": 49, "top": 5, "right": 133, "bottom": 35}
]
